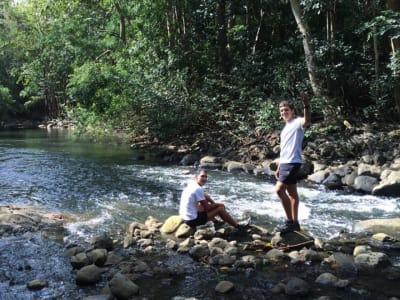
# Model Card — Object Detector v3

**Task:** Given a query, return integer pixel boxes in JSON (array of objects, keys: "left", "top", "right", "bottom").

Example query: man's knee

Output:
[{"left": 275, "top": 185, "right": 284, "bottom": 195}]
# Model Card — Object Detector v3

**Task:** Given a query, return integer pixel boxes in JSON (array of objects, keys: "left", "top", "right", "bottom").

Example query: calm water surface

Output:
[{"left": 1, "top": 129, "right": 399, "bottom": 240}]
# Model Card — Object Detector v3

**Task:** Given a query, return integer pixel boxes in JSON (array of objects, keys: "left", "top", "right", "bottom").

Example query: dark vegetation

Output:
[{"left": 0, "top": 0, "right": 399, "bottom": 145}]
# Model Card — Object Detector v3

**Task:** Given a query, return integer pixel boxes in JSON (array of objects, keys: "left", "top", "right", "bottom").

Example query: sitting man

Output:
[{"left": 179, "top": 168, "right": 242, "bottom": 229}]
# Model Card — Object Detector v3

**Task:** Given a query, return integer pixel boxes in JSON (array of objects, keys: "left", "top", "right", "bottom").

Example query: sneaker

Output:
[
  {"left": 276, "top": 220, "right": 298, "bottom": 233},
  {"left": 292, "top": 220, "right": 301, "bottom": 231}
]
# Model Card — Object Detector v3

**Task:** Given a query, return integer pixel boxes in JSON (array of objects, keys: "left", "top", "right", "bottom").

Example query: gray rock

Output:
[
  {"left": 315, "top": 273, "right": 338, "bottom": 285},
  {"left": 308, "top": 170, "right": 329, "bottom": 184},
  {"left": 109, "top": 273, "right": 139, "bottom": 300},
  {"left": 189, "top": 244, "right": 210, "bottom": 260},
  {"left": 26, "top": 279, "right": 48, "bottom": 290},
  {"left": 87, "top": 248, "right": 108, "bottom": 266},
  {"left": 208, "top": 253, "right": 235, "bottom": 266},
  {"left": 180, "top": 154, "right": 200, "bottom": 166},
  {"left": 71, "top": 252, "right": 89, "bottom": 269},
  {"left": 372, "top": 170, "right": 400, "bottom": 197},
  {"left": 322, "top": 173, "right": 342, "bottom": 189},
  {"left": 332, "top": 252, "right": 358, "bottom": 276},
  {"left": 285, "top": 277, "right": 309, "bottom": 296},
  {"left": 354, "top": 252, "right": 391, "bottom": 269},
  {"left": 76, "top": 264, "right": 102, "bottom": 285},
  {"left": 354, "top": 175, "right": 378, "bottom": 193},
  {"left": 215, "top": 280, "right": 234, "bottom": 293}
]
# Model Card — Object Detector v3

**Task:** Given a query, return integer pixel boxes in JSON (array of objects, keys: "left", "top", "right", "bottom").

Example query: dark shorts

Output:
[
  {"left": 278, "top": 163, "right": 301, "bottom": 184},
  {"left": 184, "top": 211, "right": 207, "bottom": 228}
]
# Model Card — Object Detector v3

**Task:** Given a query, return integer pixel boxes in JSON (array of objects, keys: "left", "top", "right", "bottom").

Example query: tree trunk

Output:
[
  {"left": 289, "top": 0, "right": 322, "bottom": 97},
  {"left": 372, "top": 0, "right": 380, "bottom": 100},
  {"left": 386, "top": 0, "right": 400, "bottom": 117},
  {"left": 215, "top": 0, "right": 229, "bottom": 72},
  {"left": 325, "top": 0, "right": 335, "bottom": 97},
  {"left": 115, "top": 2, "right": 126, "bottom": 44}
]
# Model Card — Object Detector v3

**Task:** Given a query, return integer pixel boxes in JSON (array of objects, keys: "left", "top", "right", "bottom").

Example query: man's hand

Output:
[{"left": 300, "top": 91, "right": 309, "bottom": 106}]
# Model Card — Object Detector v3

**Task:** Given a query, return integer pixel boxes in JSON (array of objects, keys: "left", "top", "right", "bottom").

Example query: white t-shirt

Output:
[
  {"left": 279, "top": 117, "right": 305, "bottom": 164},
  {"left": 179, "top": 180, "right": 205, "bottom": 221}
]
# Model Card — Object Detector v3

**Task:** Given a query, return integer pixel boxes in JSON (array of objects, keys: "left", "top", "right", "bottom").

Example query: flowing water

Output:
[{"left": 0, "top": 129, "right": 399, "bottom": 299}]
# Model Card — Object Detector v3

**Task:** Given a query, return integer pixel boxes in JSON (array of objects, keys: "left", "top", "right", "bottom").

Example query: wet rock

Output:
[
  {"left": 235, "top": 255, "right": 259, "bottom": 268},
  {"left": 179, "top": 153, "right": 200, "bottom": 166},
  {"left": 353, "top": 245, "right": 371, "bottom": 256},
  {"left": 372, "top": 233, "right": 396, "bottom": 242},
  {"left": 215, "top": 280, "right": 234, "bottom": 293},
  {"left": 372, "top": 170, "right": 400, "bottom": 197},
  {"left": 104, "top": 251, "right": 123, "bottom": 266},
  {"left": 76, "top": 264, "right": 102, "bottom": 285},
  {"left": 265, "top": 248, "right": 287, "bottom": 262},
  {"left": 307, "top": 170, "right": 329, "bottom": 183},
  {"left": 137, "top": 238, "right": 153, "bottom": 248},
  {"left": 123, "top": 235, "right": 134, "bottom": 248},
  {"left": 64, "top": 245, "right": 85, "bottom": 257},
  {"left": 26, "top": 279, "right": 48, "bottom": 290},
  {"left": 71, "top": 252, "right": 90, "bottom": 269},
  {"left": 133, "top": 260, "right": 150, "bottom": 273},
  {"left": 193, "top": 224, "right": 216, "bottom": 240},
  {"left": 208, "top": 237, "right": 229, "bottom": 250},
  {"left": 356, "top": 218, "right": 400, "bottom": 239},
  {"left": 91, "top": 235, "right": 114, "bottom": 251},
  {"left": 109, "top": 273, "right": 139, "bottom": 299},
  {"left": 209, "top": 253, "right": 235, "bottom": 266},
  {"left": 285, "top": 277, "right": 309, "bottom": 296},
  {"left": 224, "top": 161, "right": 255, "bottom": 174},
  {"left": 332, "top": 252, "right": 358, "bottom": 276},
  {"left": 322, "top": 173, "right": 343, "bottom": 190},
  {"left": 87, "top": 248, "right": 108, "bottom": 267},
  {"left": 315, "top": 272, "right": 338, "bottom": 285},
  {"left": 165, "top": 239, "right": 178, "bottom": 250},
  {"left": 199, "top": 156, "right": 225, "bottom": 169},
  {"left": 209, "top": 247, "right": 224, "bottom": 256},
  {"left": 127, "top": 221, "right": 146, "bottom": 235},
  {"left": 354, "top": 251, "right": 391, "bottom": 269},
  {"left": 189, "top": 244, "right": 210, "bottom": 260}
]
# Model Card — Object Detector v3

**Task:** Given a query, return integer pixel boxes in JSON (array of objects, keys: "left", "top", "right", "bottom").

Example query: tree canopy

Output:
[{"left": 0, "top": 0, "right": 399, "bottom": 140}]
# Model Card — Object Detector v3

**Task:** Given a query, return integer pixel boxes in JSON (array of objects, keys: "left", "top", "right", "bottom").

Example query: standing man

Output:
[
  {"left": 275, "top": 92, "right": 311, "bottom": 233},
  {"left": 179, "top": 168, "right": 241, "bottom": 229}
]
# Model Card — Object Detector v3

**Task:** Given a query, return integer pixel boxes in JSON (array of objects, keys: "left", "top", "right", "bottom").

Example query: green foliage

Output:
[
  {"left": 0, "top": 0, "right": 399, "bottom": 142},
  {"left": 0, "top": 85, "right": 15, "bottom": 117},
  {"left": 256, "top": 99, "right": 281, "bottom": 132}
]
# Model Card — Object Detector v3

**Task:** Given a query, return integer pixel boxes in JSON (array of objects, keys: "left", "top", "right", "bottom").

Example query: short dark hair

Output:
[
  {"left": 195, "top": 168, "right": 207, "bottom": 176},
  {"left": 279, "top": 101, "right": 295, "bottom": 110}
]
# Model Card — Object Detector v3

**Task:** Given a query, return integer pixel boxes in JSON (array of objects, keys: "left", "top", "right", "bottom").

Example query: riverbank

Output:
[
  {"left": 3, "top": 119, "right": 400, "bottom": 198},
  {"left": 130, "top": 122, "right": 400, "bottom": 198},
  {"left": 1, "top": 205, "right": 400, "bottom": 299}
]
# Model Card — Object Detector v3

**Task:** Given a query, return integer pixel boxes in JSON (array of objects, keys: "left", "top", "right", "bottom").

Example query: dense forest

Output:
[{"left": 0, "top": 0, "right": 399, "bottom": 142}]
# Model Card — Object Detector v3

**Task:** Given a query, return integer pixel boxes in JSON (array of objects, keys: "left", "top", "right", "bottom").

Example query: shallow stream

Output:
[{"left": 0, "top": 129, "right": 399, "bottom": 299}]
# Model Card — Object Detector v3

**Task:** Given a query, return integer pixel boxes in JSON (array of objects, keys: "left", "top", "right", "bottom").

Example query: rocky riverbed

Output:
[
  {"left": 138, "top": 123, "right": 400, "bottom": 198},
  {"left": 1, "top": 205, "right": 400, "bottom": 300},
  {"left": 1, "top": 121, "right": 399, "bottom": 299}
]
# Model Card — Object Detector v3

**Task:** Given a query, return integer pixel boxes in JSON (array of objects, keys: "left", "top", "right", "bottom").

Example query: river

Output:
[
  {"left": 1, "top": 129, "right": 399, "bottom": 240},
  {"left": 1, "top": 128, "right": 399, "bottom": 299}
]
